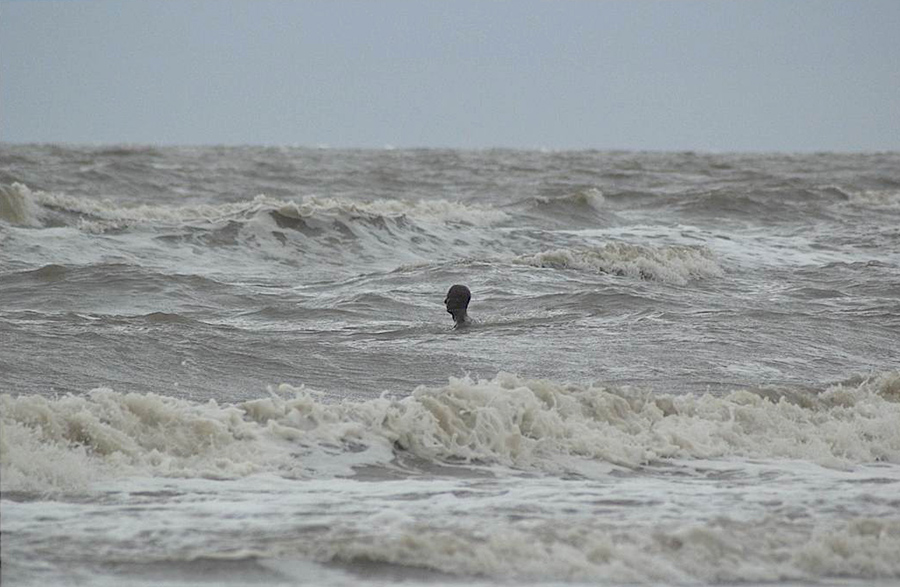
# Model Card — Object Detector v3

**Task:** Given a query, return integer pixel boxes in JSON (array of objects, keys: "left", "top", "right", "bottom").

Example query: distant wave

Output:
[
  {"left": 3, "top": 371, "right": 897, "bottom": 493},
  {"left": 814, "top": 184, "right": 900, "bottom": 211},
  {"left": 667, "top": 184, "right": 900, "bottom": 223},
  {"left": 0, "top": 182, "right": 510, "bottom": 230},
  {"left": 516, "top": 187, "right": 620, "bottom": 227},
  {"left": 0, "top": 182, "right": 516, "bottom": 269},
  {"left": 529, "top": 187, "right": 606, "bottom": 211},
  {"left": 511, "top": 243, "right": 724, "bottom": 284}
]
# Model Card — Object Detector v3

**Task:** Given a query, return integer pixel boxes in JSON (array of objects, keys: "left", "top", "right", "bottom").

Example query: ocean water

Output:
[{"left": 1, "top": 145, "right": 899, "bottom": 586}]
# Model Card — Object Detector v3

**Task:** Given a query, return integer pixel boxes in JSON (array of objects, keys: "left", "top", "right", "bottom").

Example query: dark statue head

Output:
[{"left": 444, "top": 284, "right": 471, "bottom": 326}]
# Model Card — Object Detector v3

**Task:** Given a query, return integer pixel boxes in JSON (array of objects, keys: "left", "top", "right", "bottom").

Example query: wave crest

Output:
[
  {"left": 0, "top": 182, "right": 43, "bottom": 226},
  {"left": 274, "top": 195, "right": 509, "bottom": 226},
  {"left": 847, "top": 189, "right": 900, "bottom": 210},
  {"left": 10, "top": 183, "right": 508, "bottom": 230},
  {"left": 512, "top": 243, "right": 724, "bottom": 284},
  {"left": 1, "top": 183, "right": 515, "bottom": 268},
  {"left": 533, "top": 187, "right": 606, "bottom": 211},
  {"left": 3, "top": 372, "right": 898, "bottom": 493}
]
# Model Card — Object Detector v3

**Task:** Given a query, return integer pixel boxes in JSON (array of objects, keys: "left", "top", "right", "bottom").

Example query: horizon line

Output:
[{"left": 3, "top": 140, "right": 897, "bottom": 156}]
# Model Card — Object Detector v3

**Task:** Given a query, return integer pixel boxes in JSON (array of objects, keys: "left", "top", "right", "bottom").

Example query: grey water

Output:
[{"left": 1, "top": 145, "right": 899, "bottom": 586}]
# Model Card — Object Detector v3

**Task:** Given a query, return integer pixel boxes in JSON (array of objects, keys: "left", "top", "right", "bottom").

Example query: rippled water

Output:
[{"left": 1, "top": 145, "right": 899, "bottom": 585}]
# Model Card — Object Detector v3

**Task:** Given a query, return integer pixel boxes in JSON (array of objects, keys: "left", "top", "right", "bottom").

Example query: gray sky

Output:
[{"left": 2, "top": 0, "right": 898, "bottom": 151}]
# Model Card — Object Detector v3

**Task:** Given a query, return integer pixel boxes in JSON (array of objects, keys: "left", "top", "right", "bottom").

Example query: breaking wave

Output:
[
  {"left": 516, "top": 187, "right": 619, "bottom": 227},
  {"left": 512, "top": 243, "right": 725, "bottom": 284},
  {"left": 0, "top": 182, "right": 509, "bottom": 230},
  {"left": 0, "top": 182, "right": 43, "bottom": 227},
  {"left": 528, "top": 187, "right": 607, "bottom": 213},
  {"left": 3, "top": 371, "right": 898, "bottom": 493},
  {"left": 846, "top": 189, "right": 900, "bottom": 211},
  {"left": 0, "top": 181, "right": 518, "bottom": 269}
]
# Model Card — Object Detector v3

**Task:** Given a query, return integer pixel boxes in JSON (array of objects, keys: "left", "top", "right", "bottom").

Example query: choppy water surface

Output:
[{"left": 1, "top": 145, "right": 899, "bottom": 585}]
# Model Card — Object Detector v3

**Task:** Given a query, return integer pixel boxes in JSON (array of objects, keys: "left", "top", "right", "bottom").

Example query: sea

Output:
[{"left": 1, "top": 144, "right": 899, "bottom": 586}]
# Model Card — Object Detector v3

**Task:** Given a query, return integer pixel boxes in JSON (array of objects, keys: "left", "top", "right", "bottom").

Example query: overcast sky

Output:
[{"left": 2, "top": 0, "right": 898, "bottom": 151}]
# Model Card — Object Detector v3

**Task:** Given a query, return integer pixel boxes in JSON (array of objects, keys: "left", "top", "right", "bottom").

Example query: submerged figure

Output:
[{"left": 444, "top": 284, "right": 471, "bottom": 328}]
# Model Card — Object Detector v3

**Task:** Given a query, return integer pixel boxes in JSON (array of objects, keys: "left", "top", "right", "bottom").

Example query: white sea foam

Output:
[
  {"left": 847, "top": 189, "right": 900, "bottom": 210},
  {"left": 311, "top": 514, "right": 900, "bottom": 583},
  {"left": 2, "top": 372, "right": 898, "bottom": 493},
  {"left": 512, "top": 243, "right": 725, "bottom": 284},
  {"left": 5, "top": 464, "right": 899, "bottom": 585}
]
